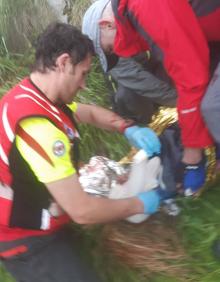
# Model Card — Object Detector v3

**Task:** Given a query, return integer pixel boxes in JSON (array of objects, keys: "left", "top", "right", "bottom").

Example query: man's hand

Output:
[
  {"left": 124, "top": 126, "right": 161, "bottom": 157},
  {"left": 137, "top": 190, "right": 160, "bottom": 214},
  {"left": 183, "top": 161, "right": 206, "bottom": 196}
]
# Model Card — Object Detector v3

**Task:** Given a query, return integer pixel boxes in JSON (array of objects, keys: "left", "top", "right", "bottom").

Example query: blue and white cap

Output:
[{"left": 82, "top": 0, "right": 110, "bottom": 72}]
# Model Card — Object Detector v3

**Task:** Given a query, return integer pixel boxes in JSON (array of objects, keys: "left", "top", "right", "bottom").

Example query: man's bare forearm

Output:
[
  {"left": 46, "top": 175, "right": 144, "bottom": 225},
  {"left": 75, "top": 103, "right": 134, "bottom": 132},
  {"left": 72, "top": 194, "right": 143, "bottom": 225}
]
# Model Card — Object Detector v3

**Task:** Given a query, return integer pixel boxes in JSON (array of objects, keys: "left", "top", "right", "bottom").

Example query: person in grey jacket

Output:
[
  {"left": 102, "top": 51, "right": 177, "bottom": 124},
  {"left": 80, "top": 2, "right": 178, "bottom": 124}
]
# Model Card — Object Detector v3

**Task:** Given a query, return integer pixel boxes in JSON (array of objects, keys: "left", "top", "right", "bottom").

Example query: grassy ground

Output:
[
  {"left": 0, "top": 0, "right": 57, "bottom": 53},
  {"left": 178, "top": 183, "right": 220, "bottom": 281},
  {"left": 1, "top": 54, "right": 220, "bottom": 282},
  {"left": 77, "top": 181, "right": 220, "bottom": 282}
]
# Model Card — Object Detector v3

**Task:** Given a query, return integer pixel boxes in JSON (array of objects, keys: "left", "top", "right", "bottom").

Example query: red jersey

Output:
[{"left": 112, "top": 0, "right": 220, "bottom": 147}]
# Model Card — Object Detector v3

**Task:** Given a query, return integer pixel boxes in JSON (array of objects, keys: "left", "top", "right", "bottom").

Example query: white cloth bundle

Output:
[
  {"left": 79, "top": 150, "right": 163, "bottom": 223},
  {"left": 109, "top": 150, "right": 162, "bottom": 223}
]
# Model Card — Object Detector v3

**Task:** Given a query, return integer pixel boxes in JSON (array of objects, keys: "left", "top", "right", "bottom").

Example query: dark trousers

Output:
[
  {"left": 112, "top": 85, "right": 159, "bottom": 124},
  {"left": 1, "top": 228, "right": 101, "bottom": 282}
]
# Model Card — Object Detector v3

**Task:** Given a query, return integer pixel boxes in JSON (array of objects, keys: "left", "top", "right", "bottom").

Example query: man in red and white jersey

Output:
[{"left": 0, "top": 22, "right": 162, "bottom": 282}]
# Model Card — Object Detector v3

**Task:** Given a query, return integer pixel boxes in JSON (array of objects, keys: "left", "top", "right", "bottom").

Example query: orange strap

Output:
[{"left": 17, "top": 124, "right": 54, "bottom": 166}]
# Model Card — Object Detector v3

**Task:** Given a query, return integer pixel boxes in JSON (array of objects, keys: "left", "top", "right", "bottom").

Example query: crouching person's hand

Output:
[
  {"left": 137, "top": 190, "right": 161, "bottom": 215},
  {"left": 124, "top": 126, "right": 161, "bottom": 157}
]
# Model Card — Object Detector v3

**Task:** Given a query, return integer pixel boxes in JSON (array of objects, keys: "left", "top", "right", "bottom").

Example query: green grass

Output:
[
  {"left": 0, "top": 0, "right": 57, "bottom": 53},
  {"left": 0, "top": 53, "right": 31, "bottom": 96},
  {"left": 177, "top": 183, "right": 220, "bottom": 281},
  {"left": 68, "top": 184, "right": 220, "bottom": 282},
  {"left": 65, "top": 0, "right": 91, "bottom": 27}
]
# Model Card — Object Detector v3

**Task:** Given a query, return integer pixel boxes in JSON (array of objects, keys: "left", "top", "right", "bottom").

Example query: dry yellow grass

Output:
[
  {"left": 66, "top": 0, "right": 91, "bottom": 27},
  {"left": 101, "top": 214, "right": 189, "bottom": 280}
]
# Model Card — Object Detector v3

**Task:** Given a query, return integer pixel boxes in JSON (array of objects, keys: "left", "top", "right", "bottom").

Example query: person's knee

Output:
[{"left": 115, "top": 86, "right": 134, "bottom": 104}]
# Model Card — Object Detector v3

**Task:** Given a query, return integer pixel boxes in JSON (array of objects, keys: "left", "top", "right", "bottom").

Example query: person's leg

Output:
[
  {"left": 2, "top": 229, "right": 101, "bottom": 282},
  {"left": 159, "top": 124, "right": 182, "bottom": 194},
  {"left": 201, "top": 62, "right": 220, "bottom": 143},
  {"left": 209, "top": 42, "right": 220, "bottom": 76}
]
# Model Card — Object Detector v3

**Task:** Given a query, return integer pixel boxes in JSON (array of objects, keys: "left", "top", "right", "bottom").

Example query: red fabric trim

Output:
[
  {"left": 0, "top": 198, "right": 12, "bottom": 225},
  {"left": 17, "top": 124, "right": 54, "bottom": 167},
  {"left": 0, "top": 223, "right": 70, "bottom": 242},
  {"left": 50, "top": 214, "right": 70, "bottom": 230},
  {"left": 0, "top": 245, "right": 28, "bottom": 258}
]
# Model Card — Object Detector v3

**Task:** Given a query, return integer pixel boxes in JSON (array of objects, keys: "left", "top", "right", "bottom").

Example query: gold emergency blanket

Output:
[{"left": 120, "top": 107, "right": 216, "bottom": 188}]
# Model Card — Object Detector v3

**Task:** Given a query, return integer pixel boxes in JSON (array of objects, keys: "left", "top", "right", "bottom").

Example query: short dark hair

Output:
[{"left": 32, "top": 22, "right": 94, "bottom": 73}]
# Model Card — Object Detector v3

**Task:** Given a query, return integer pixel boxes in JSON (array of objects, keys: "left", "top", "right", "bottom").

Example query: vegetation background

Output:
[{"left": 1, "top": 1, "right": 220, "bottom": 281}]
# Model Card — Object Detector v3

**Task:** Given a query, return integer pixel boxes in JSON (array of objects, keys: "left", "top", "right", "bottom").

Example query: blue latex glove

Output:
[
  {"left": 137, "top": 190, "right": 160, "bottom": 215},
  {"left": 183, "top": 161, "right": 206, "bottom": 196},
  {"left": 124, "top": 126, "right": 161, "bottom": 157}
]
